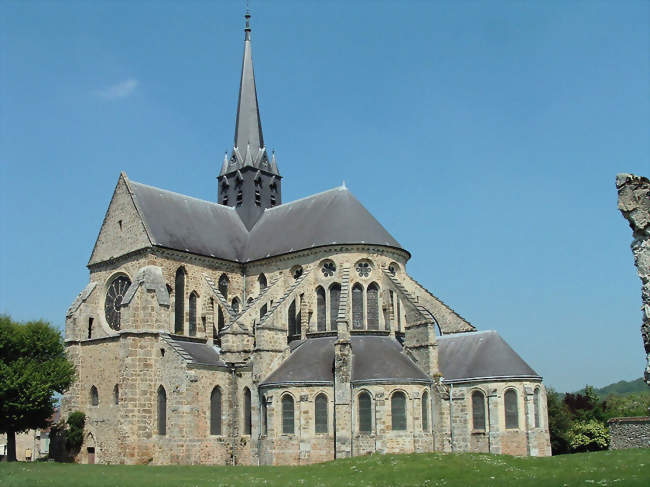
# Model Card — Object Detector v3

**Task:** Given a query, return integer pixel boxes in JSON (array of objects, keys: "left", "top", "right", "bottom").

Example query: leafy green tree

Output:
[
  {"left": 0, "top": 315, "right": 75, "bottom": 461},
  {"left": 567, "top": 419, "right": 610, "bottom": 452},
  {"left": 546, "top": 388, "right": 571, "bottom": 454}
]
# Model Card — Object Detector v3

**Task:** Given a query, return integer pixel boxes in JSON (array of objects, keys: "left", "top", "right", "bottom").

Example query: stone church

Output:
[{"left": 61, "top": 14, "right": 551, "bottom": 465}]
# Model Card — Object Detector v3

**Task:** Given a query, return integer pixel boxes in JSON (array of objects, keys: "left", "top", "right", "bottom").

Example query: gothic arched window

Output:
[
  {"left": 188, "top": 292, "right": 198, "bottom": 337},
  {"left": 218, "top": 274, "right": 229, "bottom": 300},
  {"left": 258, "top": 274, "right": 267, "bottom": 293},
  {"left": 352, "top": 283, "right": 364, "bottom": 330},
  {"left": 113, "top": 384, "right": 119, "bottom": 405},
  {"left": 243, "top": 388, "right": 252, "bottom": 435},
  {"left": 358, "top": 392, "right": 371, "bottom": 433},
  {"left": 391, "top": 391, "right": 407, "bottom": 431},
  {"left": 90, "top": 386, "right": 98, "bottom": 406},
  {"left": 329, "top": 283, "right": 341, "bottom": 331},
  {"left": 282, "top": 395, "right": 294, "bottom": 434},
  {"left": 210, "top": 386, "right": 222, "bottom": 435},
  {"left": 315, "top": 393, "right": 328, "bottom": 434},
  {"left": 260, "top": 303, "right": 267, "bottom": 321},
  {"left": 316, "top": 286, "right": 326, "bottom": 331},
  {"left": 505, "top": 389, "right": 519, "bottom": 429},
  {"left": 288, "top": 299, "right": 299, "bottom": 341},
  {"left": 422, "top": 390, "right": 429, "bottom": 431},
  {"left": 534, "top": 387, "right": 541, "bottom": 428},
  {"left": 231, "top": 297, "right": 240, "bottom": 314},
  {"left": 472, "top": 390, "right": 486, "bottom": 431},
  {"left": 366, "top": 282, "right": 379, "bottom": 330},
  {"left": 157, "top": 386, "right": 167, "bottom": 435},
  {"left": 218, "top": 306, "right": 225, "bottom": 332},
  {"left": 174, "top": 268, "right": 185, "bottom": 334}
]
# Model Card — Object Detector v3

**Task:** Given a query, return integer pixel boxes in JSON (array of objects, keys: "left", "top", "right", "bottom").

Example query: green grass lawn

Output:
[{"left": 1, "top": 449, "right": 649, "bottom": 487}]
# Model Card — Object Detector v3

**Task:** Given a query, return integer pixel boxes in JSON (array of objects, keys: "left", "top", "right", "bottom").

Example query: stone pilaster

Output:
[{"left": 487, "top": 388, "right": 501, "bottom": 454}]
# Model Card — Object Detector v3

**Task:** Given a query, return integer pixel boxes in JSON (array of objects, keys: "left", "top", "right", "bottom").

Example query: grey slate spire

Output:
[
  {"left": 218, "top": 12, "right": 282, "bottom": 230},
  {"left": 234, "top": 12, "right": 264, "bottom": 164}
]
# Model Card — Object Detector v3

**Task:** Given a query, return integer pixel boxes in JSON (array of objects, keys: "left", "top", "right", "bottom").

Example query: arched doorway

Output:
[{"left": 85, "top": 432, "right": 96, "bottom": 464}]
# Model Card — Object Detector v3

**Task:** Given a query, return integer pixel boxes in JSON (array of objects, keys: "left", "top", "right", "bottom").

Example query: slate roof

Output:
[
  {"left": 260, "top": 336, "right": 431, "bottom": 387},
  {"left": 437, "top": 330, "right": 541, "bottom": 382},
  {"left": 259, "top": 331, "right": 540, "bottom": 386},
  {"left": 127, "top": 179, "right": 403, "bottom": 263},
  {"left": 167, "top": 336, "right": 225, "bottom": 367}
]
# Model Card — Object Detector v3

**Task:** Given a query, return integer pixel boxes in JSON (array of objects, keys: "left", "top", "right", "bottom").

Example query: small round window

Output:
[
  {"left": 355, "top": 261, "right": 372, "bottom": 278},
  {"left": 321, "top": 261, "right": 336, "bottom": 277}
]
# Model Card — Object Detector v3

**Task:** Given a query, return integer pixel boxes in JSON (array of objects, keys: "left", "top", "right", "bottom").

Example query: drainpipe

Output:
[{"left": 449, "top": 383, "right": 454, "bottom": 452}]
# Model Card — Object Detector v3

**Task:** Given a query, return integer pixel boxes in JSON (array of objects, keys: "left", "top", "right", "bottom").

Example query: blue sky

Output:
[{"left": 1, "top": 1, "right": 648, "bottom": 392}]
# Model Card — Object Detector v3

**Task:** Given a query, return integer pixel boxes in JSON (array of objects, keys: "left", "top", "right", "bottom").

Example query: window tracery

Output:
[
  {"left": 355, "top": 261, "right": 371, "bottom": 277},
  {"left": 321, "top": 261, "right": 336, "bottom": 277},
  {"left": 104, "top": 275, "right": 131, "bottom": 331}
]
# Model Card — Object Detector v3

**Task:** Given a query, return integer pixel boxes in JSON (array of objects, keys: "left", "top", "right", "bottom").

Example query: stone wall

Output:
[
  {"left": 435, "top": 381, "right": 551, "bottom": 457},
  {"left": 608, "top": 417, "right": 650, "bottom": 449},
  {"left": 616, "top": 173, "right": 650, "bottom": 385}
]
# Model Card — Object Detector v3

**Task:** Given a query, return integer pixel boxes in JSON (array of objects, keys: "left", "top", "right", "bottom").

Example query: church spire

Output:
[
  {"left": 218, "top": 11, "right": 282, "bottom": 230},
  {"left": 233, "top": 11, "right": 265, "bottom": 166}
]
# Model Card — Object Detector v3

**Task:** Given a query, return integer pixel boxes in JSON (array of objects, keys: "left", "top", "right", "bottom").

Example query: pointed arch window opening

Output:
[
  {"left": 316, "top": 286, "right": 326, "bottom": 332},
  {"left": 391, "top": 392, "right": 407, "bottom": 431},
  {"left": 218, "top": 274, "right": 229, "bottom": 300},
  {"left": 243, "top": 388, "right": 252, "bottom": 435},
  {"left": 472, "top": 390, "right": 486, "bottom": 431},
  {"left": 352, "top": 283, "right": 364, "bottom": 330},
  {"left": 157, "top": 386, "right": 167, "bottom": 435},
  {"left": 210, "top": 386, "right": 222, "bottom": 435},
  {"left": 329, "top": 283, "right": 341, "bottom": 331},
  {"left": 422, "top": 390, "right": 429, "bottom": 431},
  {"left": 505, "top": 389, "right": 519, "bottom": 429},
  {"left": 174, "top": 268, "right": 185, "bottom": 335},
  {"left": 231, "top": 297, "right": 240, "bottom": 314},
  {"left": 366, "top": 282, "right": 379, "bottom": 330},
  {"left": 282, "top": 395, "right": 294, "bottom": 434},
  {"left": 358, "top": 392, "right": 372, "bottom": 433},
  {"left": 315, "top": 394, "right": 328, "bottom": 434},
  {"left": 189, "top": 292, "right": 198, "bottom": 337}
]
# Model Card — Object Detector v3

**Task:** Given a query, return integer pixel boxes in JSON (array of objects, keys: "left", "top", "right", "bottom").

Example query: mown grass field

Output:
[{"left": 1, "top": 449, "right": 649, "bottom": 487}]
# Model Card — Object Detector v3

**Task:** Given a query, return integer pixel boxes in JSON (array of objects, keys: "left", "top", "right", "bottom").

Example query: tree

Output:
[
  {"left": 546, "top": 387, "right": 571, "bottom": 454},
  {"left": 0, "top": 315, "right": 75, "bottom": 462}
]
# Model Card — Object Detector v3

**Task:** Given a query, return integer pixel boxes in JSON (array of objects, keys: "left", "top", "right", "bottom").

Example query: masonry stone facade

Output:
[{"left": 61, "top": 13, "right": 551, "bottom": 465}]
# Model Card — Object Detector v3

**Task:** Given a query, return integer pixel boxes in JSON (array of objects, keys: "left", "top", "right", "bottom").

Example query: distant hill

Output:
[{"left": 575, "top": 378, "right": 648, "bottom": 397}]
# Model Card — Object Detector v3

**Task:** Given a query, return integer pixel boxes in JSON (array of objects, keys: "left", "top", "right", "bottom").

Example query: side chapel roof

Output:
[
  {"left": 260, "top": 336, "right": 431, "bottom": 387},
  {"left": 126, "top": 177, "right": 404, "bottom": 263},
  {"left": 437, "top": 330, "right": 541, "bottom": 382}
]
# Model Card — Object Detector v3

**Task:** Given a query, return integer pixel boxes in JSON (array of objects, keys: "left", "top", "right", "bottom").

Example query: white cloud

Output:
[{"left": 95, "top": 78, "right": 139, "bottom": 100}]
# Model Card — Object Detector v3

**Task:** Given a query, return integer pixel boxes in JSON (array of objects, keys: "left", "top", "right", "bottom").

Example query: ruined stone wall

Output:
[
  {"left": 616, "top": 173, "right": 650, "bottom": 385},
  {"left": 608, "top": 417, "right": 650, "bottom": 449}
]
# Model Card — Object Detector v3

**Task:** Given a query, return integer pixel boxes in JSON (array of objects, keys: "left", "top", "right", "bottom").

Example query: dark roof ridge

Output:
[
  {"left": 260, "top": 185, "right": 348, "bottom": 213},
  {"left": 129, "top": 180, "right": 238, "bottom": 212}
]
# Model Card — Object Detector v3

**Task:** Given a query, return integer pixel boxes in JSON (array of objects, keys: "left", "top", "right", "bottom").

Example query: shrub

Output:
[{"left": 567, "top": 419, "right": 610, "bottom": 452}]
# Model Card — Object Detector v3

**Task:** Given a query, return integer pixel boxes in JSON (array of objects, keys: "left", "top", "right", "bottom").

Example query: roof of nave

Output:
[
  {"left": 260, "top": 335, "right": 431, "bottom": 387},
  {"left": 127, "top": 177, "right": 403, "bottom": 263},
  {"left": 437, "top": 330, "right": 541, "bottom": 383}
]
